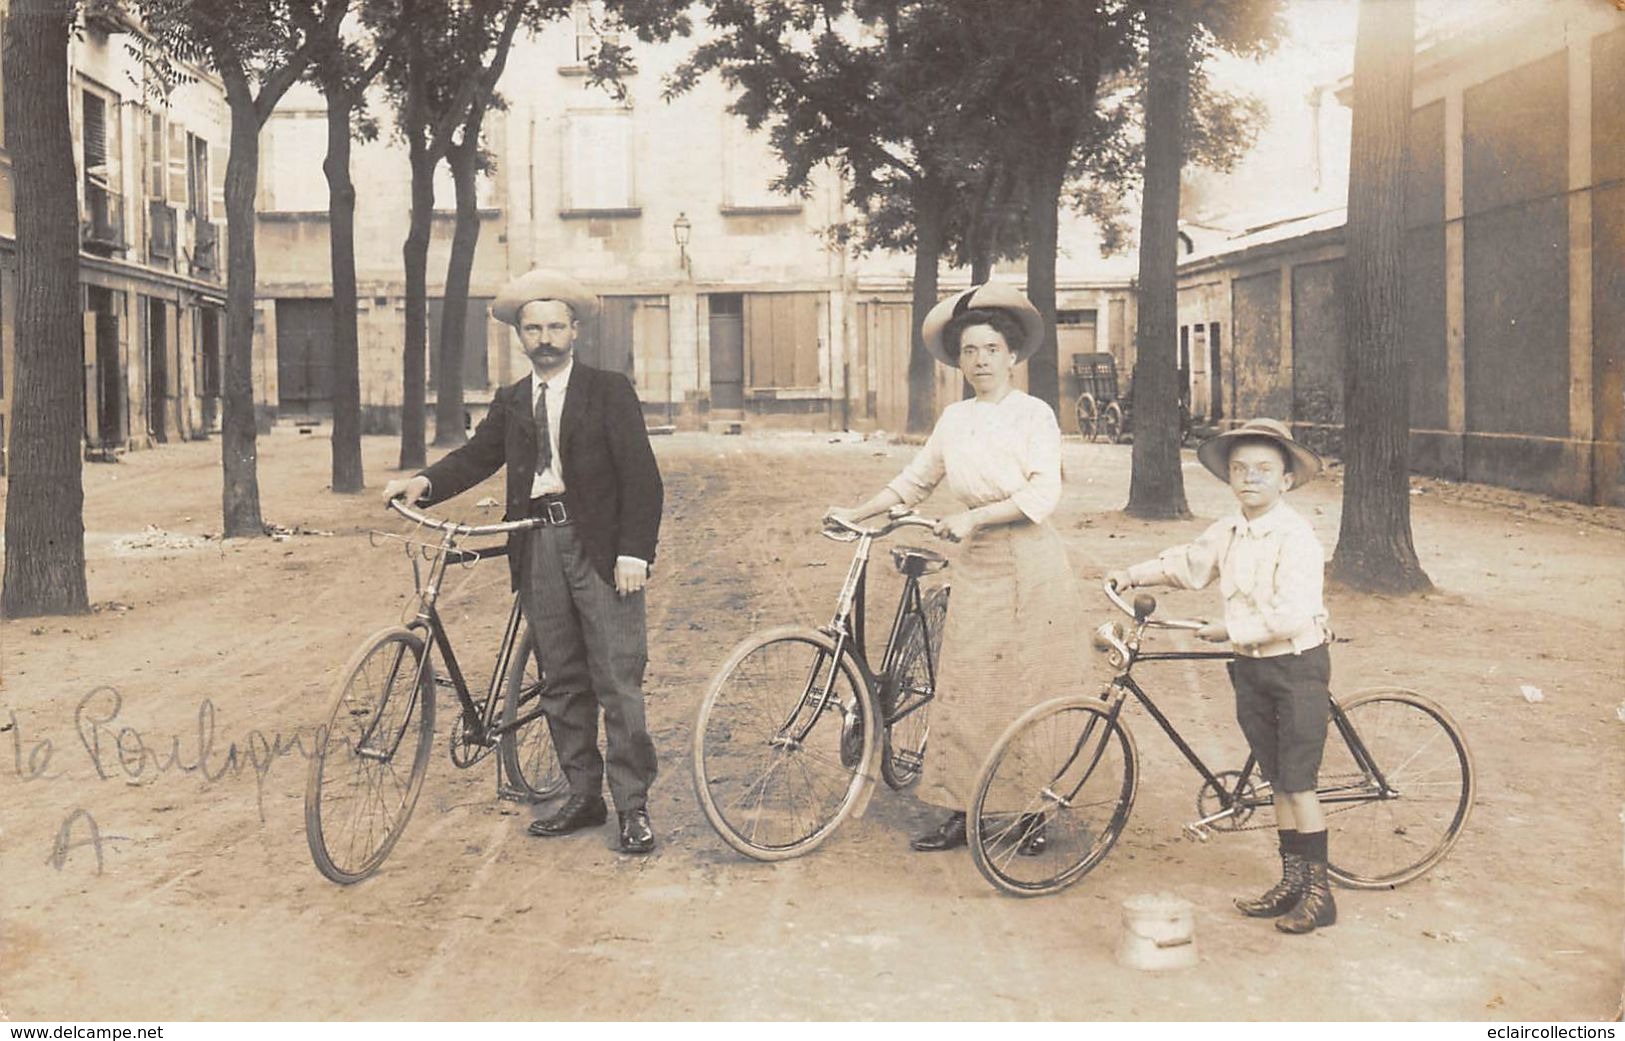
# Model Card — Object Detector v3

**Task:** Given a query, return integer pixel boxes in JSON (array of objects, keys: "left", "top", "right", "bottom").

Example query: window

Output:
[
  {"left": 262, "top": 116, "right": 325, "bottom": 212},
  {"left": 187, "top": 131, "right": 211, "bottom": 219},
  {"left": 722, "top": 116, "right": 797, "bottom": 212},
  {"left": 563, "top": 111, "right": 635, "bottom": 212},
  {"left": 572, "top": 1, "right": 619, "bottom": 62},
  {"left": 83, "top": 91, "right": 110, "bottom": 189}
]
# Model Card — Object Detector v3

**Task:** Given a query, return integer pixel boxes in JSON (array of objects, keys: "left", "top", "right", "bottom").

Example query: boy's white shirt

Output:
[{"left": 1125, "top": 499, "right": 1329, "bottom": 653}]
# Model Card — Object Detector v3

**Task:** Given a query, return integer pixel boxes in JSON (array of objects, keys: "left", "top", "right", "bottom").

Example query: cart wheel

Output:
[
  {"left": 1103, "top": 402, "right": 1125, "bottom": 444},
  {"left": 1074, "top": 393, "right": 1099, "bottom": 441}
]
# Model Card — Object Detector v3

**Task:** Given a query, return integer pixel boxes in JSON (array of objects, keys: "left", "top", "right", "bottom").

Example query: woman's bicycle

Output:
[
  {"left": 692, "top": 510, "right": 950, "bottom": 860},
  {"left": 304, "top": 500, "right": 567, "bottom": 884},
  {"left": 968, "top": 582, "right": 1476, "bottom": 896}
]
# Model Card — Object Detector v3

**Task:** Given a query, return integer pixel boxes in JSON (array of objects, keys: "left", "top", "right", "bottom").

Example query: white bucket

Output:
[{"left": 1116, "top": 892, "right": 1198, "bottom": 971}]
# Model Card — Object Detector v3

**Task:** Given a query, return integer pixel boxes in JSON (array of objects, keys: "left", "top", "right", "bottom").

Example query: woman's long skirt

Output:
[{"left": 918, "top": 519, "right": 1100, "bottom": 811}]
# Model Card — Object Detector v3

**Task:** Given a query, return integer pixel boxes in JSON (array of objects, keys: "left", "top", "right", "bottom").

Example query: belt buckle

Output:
[{"left": 546, "top": 500, "right": 569, "bottom": 525}]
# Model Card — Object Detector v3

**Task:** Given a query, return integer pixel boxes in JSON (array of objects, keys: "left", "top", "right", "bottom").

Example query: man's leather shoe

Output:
[
  {"left": 618, "top": 809, "right": 655, "bottom": 854},
  {"left": 527, "top": 793, "right": 608, "bottom": 837},
  {"left": 910, "top": 811, "right": 967, "bottom": 852}
]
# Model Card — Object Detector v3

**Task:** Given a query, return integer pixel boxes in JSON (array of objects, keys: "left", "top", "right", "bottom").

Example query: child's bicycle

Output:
[
  {"left": 967, "top": 582, "right": 1476, "bottom": 896},
  {"left": 303, "top": 500, "right": 567, "bottom": 884},
  {"left": 692, "top": 509, "right": 949, "bottom": 860}
]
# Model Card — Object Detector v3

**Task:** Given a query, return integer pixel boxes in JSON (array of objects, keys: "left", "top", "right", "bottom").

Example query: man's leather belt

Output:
[{"left": 527, "top": 495, "right": 572, "bottom": 525}]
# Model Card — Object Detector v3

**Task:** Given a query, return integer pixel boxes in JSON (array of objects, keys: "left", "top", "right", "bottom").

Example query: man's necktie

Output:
[{"left": 535, "top": 382, "right": 552, "bottom": 475}]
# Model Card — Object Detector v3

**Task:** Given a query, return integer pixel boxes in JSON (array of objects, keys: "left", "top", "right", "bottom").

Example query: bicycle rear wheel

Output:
[
  {"left": 305, "top": 627, "right": 436, "bottom": 884},
  {"left": 1321, "top": 688, "right": 1475, "bottom": 889},
  {"left": 498, "top": 617, "right": 568, "bottom": 801},
  {"left": 693, "top": 626, "right": 876, "bottom": 861},
  {"left": 881, "top": 586, "right": 948, "bottom": 789},
  {"left": 969, "top": 695, "right": 1138, "bottom": 897}
]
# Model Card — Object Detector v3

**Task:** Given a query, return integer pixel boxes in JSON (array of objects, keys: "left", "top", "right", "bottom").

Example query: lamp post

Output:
[{"left": 672, "top": 211, "right": 692, "bottom": 278}]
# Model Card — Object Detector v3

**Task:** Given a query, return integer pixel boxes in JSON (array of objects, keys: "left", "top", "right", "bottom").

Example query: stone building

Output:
[
  {"left": 1176, "top": 0, "right": 1622, "bottom": 505},
  {"left": 250, "top": 6, "right": 1139, "bottom": 438},
  {"left": 0, "top": 2, "right": 230, "bottom": 471}
]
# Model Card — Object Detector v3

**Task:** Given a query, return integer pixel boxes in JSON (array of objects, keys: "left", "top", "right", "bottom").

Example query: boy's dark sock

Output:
[
  {"left": 1276, "top": 828, "right": 1300, "bottom": 855},
  {"left": 1300, "top": 829, "right": 1327, "bottom": 864}
]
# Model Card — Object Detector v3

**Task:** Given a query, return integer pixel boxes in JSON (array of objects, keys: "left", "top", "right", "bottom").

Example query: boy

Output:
[{"left": 1106, "top": 418, "right": 1334, "bottom": 934}]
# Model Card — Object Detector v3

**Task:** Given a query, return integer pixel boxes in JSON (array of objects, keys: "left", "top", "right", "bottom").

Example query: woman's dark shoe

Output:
[
  {"left": 1235, "top": 851, "right": 1307, "bottom": 917},
  {"left": 1276, "top": 860, "right": 1337, "bottom": 933},
  {"left": 910, "top": 811, "right": 968, "bottom": 852}
]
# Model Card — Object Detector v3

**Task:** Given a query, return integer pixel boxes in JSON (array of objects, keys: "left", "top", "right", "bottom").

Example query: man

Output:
[{"left": 382, "top": 269, "right": 664, "bottom": 854}]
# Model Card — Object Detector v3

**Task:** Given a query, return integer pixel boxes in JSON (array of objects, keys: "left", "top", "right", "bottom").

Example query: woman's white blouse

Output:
[{"left": 886, "top": 390, "right": 1063, "bottom": 523}]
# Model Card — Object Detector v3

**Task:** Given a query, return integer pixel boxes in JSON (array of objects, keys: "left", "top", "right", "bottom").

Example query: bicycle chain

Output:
[{"left": 1193, "top": 775, "right": 1373, "bottom": 833}]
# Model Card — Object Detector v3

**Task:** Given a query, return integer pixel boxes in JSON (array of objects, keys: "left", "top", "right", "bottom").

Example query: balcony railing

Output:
[
  {"left": 192, "top": 217, "right": 219, "bottom": 278},
  {"left": 148, "top": 200, "right": 177, "bottom": 260},
  {"left": 81, "top": 182, "right": 126, "bottom": 255}
]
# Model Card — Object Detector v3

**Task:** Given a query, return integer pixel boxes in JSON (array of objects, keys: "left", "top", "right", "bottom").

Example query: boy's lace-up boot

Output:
[
  {"left": 1276, "top": 859, "right": 1337, "bottom": 933},
  {"left": 1235, "top": 850, "right": 1307, "bottom": 918}
]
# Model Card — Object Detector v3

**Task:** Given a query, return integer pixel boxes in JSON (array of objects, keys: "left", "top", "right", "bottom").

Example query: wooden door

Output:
[
  {"left": 276, "top": 298, "right": 334, "bottom": 414},
  {"left": 708, "top": 294, "right": 744, "bottom": 410}
]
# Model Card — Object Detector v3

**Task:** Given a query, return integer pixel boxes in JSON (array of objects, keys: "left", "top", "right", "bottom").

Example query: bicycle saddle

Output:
[{"left": 891, "top": 545, "right": 948, "bottom": 577}]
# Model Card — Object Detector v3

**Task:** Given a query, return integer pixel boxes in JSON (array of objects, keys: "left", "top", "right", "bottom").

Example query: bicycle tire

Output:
[
  {"left": 881, "top": 586, "right": 948, "bottom": 789},
  {"left": 692, "top": 626, "right": 877, "bottom": 861},
  {"left": 969, "top": 694, "right": 1138, "bottom": 897},
  {"left": 1321, "top": 688, "right": 1475, "bottom": 889},
  {"left": 498, "top": 617, "right": 568, "bottom": 802},
  {"left": 305, "top": 626, "right": 436, "bottom": 884}
]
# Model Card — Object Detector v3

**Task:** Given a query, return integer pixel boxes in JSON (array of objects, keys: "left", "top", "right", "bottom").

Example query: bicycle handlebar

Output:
[
  {"left": 1102, "top": 580, "right": 1207, "bottom": 631},
  {"left": 819, "top": 508, "right": 938, "bottom": 543},
  {"left": 388, "top": 496, "right": 544, "bottom": 538}
]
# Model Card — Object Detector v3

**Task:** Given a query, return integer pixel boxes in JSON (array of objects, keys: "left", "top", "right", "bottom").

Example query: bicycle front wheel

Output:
[
  {"left": 305, "top": 627, "right": 436, "bottom": 884},
  {"left": 693, "top": 626, "right": 876, "bottom": 861},
  {"left": 498, "top": 618, "right": 568, "bottom": 801},
  {"left": 1321, "top": 688, "right": 1475, "bottom": 889},
  {"left": 969, "top": 695, "right": 1138, "bottom": 897},
  {"left": 882, "top": 586, "right": 948, "bottom": 790}
]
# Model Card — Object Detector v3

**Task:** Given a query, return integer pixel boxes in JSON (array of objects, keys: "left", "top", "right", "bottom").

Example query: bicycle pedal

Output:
[
  {"left": 1182, "top": 823, "right": 1211, "bottom": 843},
  {"left": 434, "top": 676, "right": 458, "bottom": 689}
]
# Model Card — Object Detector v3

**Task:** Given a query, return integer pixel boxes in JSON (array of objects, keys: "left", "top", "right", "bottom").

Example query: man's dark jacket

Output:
[{"left": 418, "top": 362, "right": 663, "bottom": 590}]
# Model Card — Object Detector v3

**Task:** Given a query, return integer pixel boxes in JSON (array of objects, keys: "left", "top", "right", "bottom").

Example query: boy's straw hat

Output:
[
  {"left": 920, "top": 282, "right": 1045, "bottom": 366},
  {"left": 1196, "top": 418, "right": 1324, "bottom": 486},
  {"left": 491, "top": 269, "right": 599, "bottom": 326}
]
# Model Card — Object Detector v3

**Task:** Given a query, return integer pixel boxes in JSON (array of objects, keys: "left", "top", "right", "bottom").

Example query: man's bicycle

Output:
[
  {"left": 692, "top": 510, "right": 950, "bottom": 860},
  {"left": 967, "top": 582, "right": 1476, "bottom": 896},
  {"left": 304, "top": 500, "right": 567, "bottom": 884}
]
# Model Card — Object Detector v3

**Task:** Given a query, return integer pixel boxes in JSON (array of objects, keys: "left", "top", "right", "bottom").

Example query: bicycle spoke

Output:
[{"left": 695, "top": 633, "right": 873, "bottom": 858}]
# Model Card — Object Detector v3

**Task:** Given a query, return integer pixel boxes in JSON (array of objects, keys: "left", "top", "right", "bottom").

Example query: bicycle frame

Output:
[
  {"left": 362, "top": 502, "right": 547, "bottom": 796},
  {"left": 773, "top": 517, "right": 941, "bottom": 751},
  {"left": 1098, "top": 648, "right": 1406, "bottom": 838}
]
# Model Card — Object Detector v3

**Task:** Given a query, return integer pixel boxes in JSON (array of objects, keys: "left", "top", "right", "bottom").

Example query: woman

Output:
[{"left": 824, "top": 282, "right": 1098, "bottom": 852}]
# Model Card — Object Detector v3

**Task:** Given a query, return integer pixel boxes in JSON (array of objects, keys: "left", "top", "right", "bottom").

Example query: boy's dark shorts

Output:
[{"left": 1227, "top": 643, "right": 1332, "bottom": 794}]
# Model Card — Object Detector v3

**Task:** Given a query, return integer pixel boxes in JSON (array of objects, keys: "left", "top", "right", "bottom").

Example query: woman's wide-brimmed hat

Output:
[
  {"left": 490, "top": 268, "right": 599, "bottom": 326},
  {"left": 920, "top": 282, "right": 1045, "bottom": 367},
  {"left": 1196, "top": 418, "right": 1323, "bottom": 486}
]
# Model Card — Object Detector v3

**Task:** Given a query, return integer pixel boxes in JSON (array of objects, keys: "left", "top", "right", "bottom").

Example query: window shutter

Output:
[
  {"left": 168, "top": 123, "right": 187, "bottom": 203},
  {"left": 83, "top": 94, "right": 107, "bottom": 172},
  {"left": 209, "top": 141, "right": 227, "bottom": 221}
]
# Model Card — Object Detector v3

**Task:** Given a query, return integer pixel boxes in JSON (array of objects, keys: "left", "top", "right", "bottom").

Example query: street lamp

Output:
[{"left": 672, "top": 211, "right": 692, "bottom": 276}]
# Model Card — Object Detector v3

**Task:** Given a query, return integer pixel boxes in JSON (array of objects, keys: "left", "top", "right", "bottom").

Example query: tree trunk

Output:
[
  {"left": 1, "top": 0, "right": 89, "bottom": 616},
  {"left": 1125, "top": 2, "right": 1192, "bottom": 521},
  {"left": 325, "top": 90, "right": 365, "bottom": 493},
  {"left": 399, "top": 148, "right": 434, "bottom": 469},
  {"left": 906, "top": 178, "right": 948, "bottom": 435},
  {"left": 433, "top": 139, "right": 482, "bottom": 448},
  {"left": 1330, "top": 0, "right": 1431, "bottom": 593},
  {"left": 219, "top": 85, "right": 266, "bottom": 536},
  {"left": 1021, "top": 152, "right": 1065, "bottom": 413}
]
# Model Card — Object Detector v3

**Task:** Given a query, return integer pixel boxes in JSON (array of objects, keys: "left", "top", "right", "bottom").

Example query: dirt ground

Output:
[{"left": 0, "top": 426, "right": 1620, "bottom": 1021}]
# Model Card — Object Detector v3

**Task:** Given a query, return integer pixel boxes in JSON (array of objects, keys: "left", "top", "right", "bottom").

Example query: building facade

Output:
[
  {"left": 250, "top": 5, "right": 1140, "bottom": 438},
  {"left": 0, "top": 2, "right": 230, "bottom": 473},
  {"left": 1175, "top": 1, "right": 1622, "bottom": 506}
]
